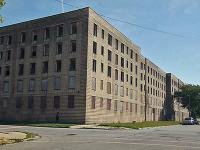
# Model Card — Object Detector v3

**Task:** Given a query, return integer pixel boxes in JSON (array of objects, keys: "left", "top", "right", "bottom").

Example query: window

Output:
[
  {"left": 135, "top": 66, "right": 138, "bottom": 74},
  {"left": 17, "top": 80, "right": 23, "bottom": 92},
  {"left": 40, "top": 96, "right": 47, "bottom": 109},
  {"left": 29, "top": 79, "right": 35, "bottom": 91},
  {"left": 3, "top": 81, "right": 9, "bottom": 93},
  {"left": 135, "top": 78, "right": 138, "bottom": 87},
  {"left": 41, "top": 79, "right": 48, "bottom": 91},
  {"left": 30, "top": 63, "right": 36, "bottom": 75},
  {"left": 18, "top": 64, "right": 24, "bottom": 76},
  {"left": 16, "top": 97, "right": 22, "bottom": 109},
  {"left": 121, "top": 43, "right": 124, "bottom": 53},
  {"left": 126, "top": 60, "right": 129, "bottom": 68},
  {"left": 108, "top": 34, "right": 112, "bottom": 46},
  {"left": 120, "top": 101, "right": 123, "bottom": 113},
  {"left": 107, "top": 99, "right": 111, "bottom": 110},
  {"left": 8, "top": 35, "right": 12, "bottom": 45},
  {"left": 126, "top": 102, "right": 128, "bottom": 111},
  {"left": 101, "top": 63, "right": 104, "bottom": 73},
  {"left": 31, "top": 46, "right": 37, "bottom": 58},
  {"left": 126, "top": 46, "right": 129, "bottom": 55},
  {"left": 93, "top": 23, "right": 97, "bottom": 37},
  {"left": 114, "top": 100, "right": 118, "bottom": 111},
  {"left": 101, "top": 46, "right": 104, "bottom": 55},
  {"left": 54, "top": 77, "right": 61, "bottom": 90},
  {"left": 115, "top": 39, "right": 118, "bottom": 50},
  {"left": 126, "top": 74, "right": 129, "bottom": 82},
  {"left": 68, "top": 76, "right": 76, "bottom": 89},
  {"left": 135, "top": 53, "right": 138, "bottom": 62},
  {"left": 107, "top": 66, "right": 112, "bottom": 77},
  {"left": 115, "top": 54, "right": 118, "bottom": 65},
  {"left": 32, "top": 32, "right": 38, "bottom": 42},
  {"left": 0, "top": 51, "right": 3, "bottom": 60},
  {"left": 19, "top": 48, "right": 25, "bottom": 59},
  {"left": 91, "top": 96, "right": 96, "bottom": 109},
  {"left": 71, "top": 40, "right": 76, "bottom": 52},
  {"left": 56, "top": 43, "right": 62, "bottom": 55},
  {"left": 120, "top": 86, "right": 124, "bottom": 97},
  {"left": 126, "top": 88, "right": 128, "bottom": 96},
  {"left": 6, "top": 50, "right": 11, "bottom": 61},
  {"left": 92, "top": 77, "right": 96, "bottom": 91},
  {"left": 56, "top": 60, "right": 61, "bottom": 72},
  {"left": 5, "top": 66, "right": 10, "bottom": 76},
  {"left": 107, "top": 82, "right": 111, "bottom": 94},
  {"left": 57, "top": 25, "right": 63, "bottom": 37},
  {"left": 130, "top": 76, "right": 133, "bottom": 85},
  {"left": 93, "top": 41, "right": 97, "bottom": 54},
  {"left": 114, "top": 84, "right": 118, "bottom": 95},
  {"left": 69, "top": 58, "right": 76, "bottom": 71},
  {"left": 28, "top": 96, "right": 34, "bottom": 109},
  {"left": 71, "top": 22, "right": 77, "bottom": 34},
  {"left": 121, "top": 57, "right": 124, "bottom": 68},
  {"left": 108, "top": 50, "right": 112, "bottom": 61},
  {"left": 100, "top": 80, "right": 103, "bottom": 90},
  {"left": 115, "top": 69, "right": 118, "bottom": 80},
  {"left": 68, "top": 95, "right": 75, "bottom": 108},
  {"left": 43, "top": 44, "right": 49, "bottom": 56},
  {"left": 44, "top": 27, "right": 50, "bottom": 39},
  {"left": 92, "top": 59, "right": 96, "bottom": 72},
  {"left": 121, "top": 71, "right": 124, "bottom": 82},
  {"left": 100, "top": 97, "right": 103, "bottom": 108},
  {"left": 42, "top": 61, "right": 48, "bottom": 73},
  {"left": 54, "top": 96, "right": 60, "bottom": 109},
  {"left": 130, "top": 63, "right": 133, "bottom": 72},
  {"left": 21, "top": 32, "right": 26, "bottom": 43},
  {"left": 130, "top": 89, "right": 133, "bottom": 99},
  {"left": 101, "top": 29, "right": 104, "bottom": 39},
  {"left": 130, "top": 49, "right": 133, "bottom": 59},
  {"left": 0, "top": 36, "right": 4, "bottom": 45}
]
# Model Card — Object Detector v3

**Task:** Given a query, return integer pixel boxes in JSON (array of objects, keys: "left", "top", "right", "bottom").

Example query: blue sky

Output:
[{"left": 1, "top": 0, "right": 200, "bottom": 84}]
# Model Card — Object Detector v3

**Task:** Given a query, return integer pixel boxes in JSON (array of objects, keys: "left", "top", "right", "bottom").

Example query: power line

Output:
[{"left": 55, "top": 0, "right": 198, "bottom": 39}]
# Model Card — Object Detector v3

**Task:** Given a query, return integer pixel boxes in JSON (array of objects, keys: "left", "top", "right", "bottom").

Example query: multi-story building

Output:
[
  {"left": 0, "top": 7, "right": 188, "bottom": 124},
  {"left": 166, "top": 73, "right": 189, "bottom": 122}
]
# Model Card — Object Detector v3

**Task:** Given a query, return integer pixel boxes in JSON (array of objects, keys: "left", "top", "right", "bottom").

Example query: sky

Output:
[{"left": 1, "top": 0, "right": 200, "bottom": 84}]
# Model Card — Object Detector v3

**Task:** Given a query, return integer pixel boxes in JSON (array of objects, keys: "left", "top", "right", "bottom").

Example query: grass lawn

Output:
[
  {"left": 100, "top": 121, "right": 180, "bottom": 129},
  {"left": 0, "top": 122, "right": 73, "bottom": 128}
]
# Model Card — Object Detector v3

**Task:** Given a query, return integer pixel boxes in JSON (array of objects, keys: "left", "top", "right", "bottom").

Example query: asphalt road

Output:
[{"left": 1, "top": 125, "right": 200, "bottom": 150}]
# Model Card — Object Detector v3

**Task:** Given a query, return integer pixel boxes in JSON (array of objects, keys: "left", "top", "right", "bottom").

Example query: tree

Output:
[
  {"left": 0, "top": 0, "right": 5, "bottom": 23},
  {"left": 175, "top": 85, "right": 200, "bottom": 118}
]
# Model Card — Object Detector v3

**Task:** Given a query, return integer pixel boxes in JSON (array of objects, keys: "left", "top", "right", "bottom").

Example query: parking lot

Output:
[{"left": 1, "top": 124, "right": 200, "bottom": 150}]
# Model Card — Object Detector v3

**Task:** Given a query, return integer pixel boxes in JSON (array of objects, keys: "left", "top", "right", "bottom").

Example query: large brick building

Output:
[{"left": 0, "top": 7, "right": 189, "bottom": 124}]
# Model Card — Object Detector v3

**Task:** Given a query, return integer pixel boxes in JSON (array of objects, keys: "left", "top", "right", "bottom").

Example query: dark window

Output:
[
  {"left": 40, "top": 96, "right": 47, "bottom": 109},
  {"left": 43, "top": 44, "right": 49, "bottom": 56},
  {"left": 126, "top": 46, "right": 129, "bottom": 55},
  {"left": 44, "top": 27, "right": 50, "bottom": 39},
  {"left": 101, "top": 29, "right": 104, "bottom": 39},
  {"left": 33, "top": 33, "right": 38, "bottom": 42},
  {"left": 42, "top": 61, "right": 48, "bottom": 73},
  {"left": 18, "top": 64, "right": 24, "bottom": 76},
  {"left": 0, "top": 51, "right": 3, "bottom": 60},
  {"left": 135, "top": 53, "right": 138, "bottom": 62},
  {"left": 91, "top": 96, "right": 96, "bottom": 109},
  {"left": 5, "top": 66, "right": 10, "bottom": 76},
  {"left": 68, "top": 95, "right": 75, "bottom": 108},
  {"left": 121, "top": 71, "right": 124, "bottom": 82},
  {"left": 108, "top": 34, "right": 112, "bottom": 46},
  {"left": 108, "top": 50, "right": 112, "bottom": 61},
  {"left": 115, "top": 39, "right": 118, "bottom": 50},
  {"left": 57, "top": 25, "right": 63, "bottom": 37},
  {"left": 92, "top": 59, "right": 96, "bottom": 72},
  {"left": 135, "top": 78, "right": 138, "bottom": 87},
  {"left": 6, "top": 50, "right": 11, "bottom": 61},
  {"left": 30, "top": 63, "right": 36, "bottom": 75},
  {"left": 28, "top": 96, "right": 34, "bottom": 109},
  {"left": 0, "top": 36, "right": 4, "bottom": 45},
  {"left": 107, "top": 99, "right": 111, "bottom": 110},
  {"left": 115, "top": 54, "right": 118, "bottom": 65},
  {"left": 71, "top": 40, "right": 76, "bottom": 52},
  {"left": 101, "top": 63, "right": 104, "bottom": 73},
  {"left": 107, "top": 66, "right": 112, "bottom": 77},
  {"left": 19, "top": 48, "right": 25, "bottom": 59},
  {"left": 54, "top": 96, "right": 60, "bottom": 109},
  {"left": 69, "top": 58, "right": 76, "bottom": 71},
  {"left": 21, "top": 32, "right": 26, "bottom": 43},
  {"left": 130, "top": 76, "right": 133, "bottom": 85},
  {"left": 93, "top": 41, "right": 97, "bottom": 54},
  {"left": 93, "top": 23, "right": 97, "bottom": 37},
  {"left": 121, "top": 43, "right": 124, "bottom": 53},
  {"left": 8, "top": 35, "right": 12, "bottom": 45},
  {"left": 115, "top": 69, "right": 118, "bottom": 80},
  {"left": 54, "top": 77, "right": 61, "bottom": 90},
  {"left": 56, "top": 60, "right": 61, "bottom": 72},
  {"left": 130, "top": 49, "right": 133, "bottom": 59},
  {"left": 101, "top": 46, "right": 104, "bottom": 55},
  {"left": 16, "top": 97, "right": 22, "bottom": 109},
  {"left": 71, "top": 22, "right": 77, "bottom": 34},
  {"left": 31, "top": 46, "right": 37, "bottom": 58},
  {"left": 135, "top": 66, "right": 138, "bottom": 74},
  {"left": 56, "top": 43, "right": 62, "bottom": 55},
  {"left": 121, "top": 57, "right": 124, "bottom": 68}
]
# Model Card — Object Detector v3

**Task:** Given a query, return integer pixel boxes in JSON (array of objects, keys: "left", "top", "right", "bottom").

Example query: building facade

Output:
[{"left": 0, "top": 7, "right": 189, "bottom": 124}]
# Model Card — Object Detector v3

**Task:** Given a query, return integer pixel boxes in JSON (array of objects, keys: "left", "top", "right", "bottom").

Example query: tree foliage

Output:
[
  {"left": 0, "top": 0, "right": 5, "bottom": 23},
  {"left": 176, "top": 85, "right": 200, "bottom": 118}
]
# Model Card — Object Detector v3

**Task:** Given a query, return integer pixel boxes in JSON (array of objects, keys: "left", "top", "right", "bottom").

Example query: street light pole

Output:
[{"left": 188, "top": 95, "right": 191, "bottom": 117}]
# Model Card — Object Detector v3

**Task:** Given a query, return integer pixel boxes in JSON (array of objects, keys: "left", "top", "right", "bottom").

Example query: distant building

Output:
[{"left": 0, "top": 7, "right": 189, "bottom": 123}]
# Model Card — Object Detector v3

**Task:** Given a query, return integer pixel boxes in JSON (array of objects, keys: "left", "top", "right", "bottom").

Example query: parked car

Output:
[
  {"left": 182, "top": 117, "right": 195, "bottom": 125},
  {"left": 194, "top": 119, "right": 199, "bottom": 125}
]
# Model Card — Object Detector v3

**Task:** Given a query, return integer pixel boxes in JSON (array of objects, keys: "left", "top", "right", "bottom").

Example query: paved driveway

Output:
[{"left": 1, "top": 125, "right": 200, "bottom": 150}]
